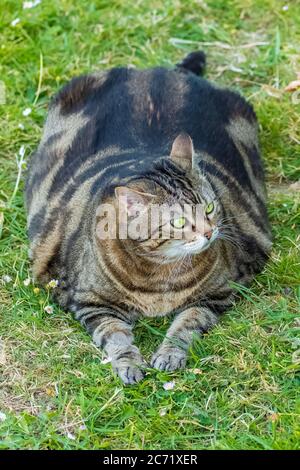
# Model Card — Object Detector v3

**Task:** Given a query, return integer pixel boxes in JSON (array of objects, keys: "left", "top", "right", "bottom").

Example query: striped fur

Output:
[{"left": 25, "top": 52, "right": 272, "bottom": 384}]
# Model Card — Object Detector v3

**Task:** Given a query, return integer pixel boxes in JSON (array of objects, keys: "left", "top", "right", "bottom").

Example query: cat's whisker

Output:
[
  {"left": 217, "top": 233, "right": 244, "bottom": 252},
  {"left": 186, "top": 254, "right": 199, "bottom": 285}
]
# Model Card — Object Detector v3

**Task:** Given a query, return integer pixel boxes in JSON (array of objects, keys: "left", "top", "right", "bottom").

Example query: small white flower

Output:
[
  {"left": 159, "top": 408, "right": 167, "bottom": 416},
  {"left": 47, "top": 279, "right": 59, "bottom": 289},
  {"left": 163, "top": 381, "right": 175, "bottom": 391},
  {"left": 18, "top": 123, "right": 25, "bottom": 130},
  {"left": 101, "top": 356, "right": 112, "bottom": 364},
  {"left": 23, "top": 0, "right": 41, "bottom": 9},
  {"left": 2, "top": 275, "right": 12, "bottom": 284},
  {"left": 11, "top": 18, "right": 20, "bottom": 27},
  {"left": 22, "top": 107, "right": 32, "bottom": 117},
  {"left": 66, "top": 431, "right": 75, "bottom": 440},
  {"left": 23, "top": 278, "right": 31, "bottom": 286},
  {"left": 79, "top": 424, "right": 87, "bottom": 431},
  {"left": 44, "top": 305, "right": 54, "bottom": 314},
  {"left": 0, "top": 411, "right": 7, "bottom": 422},
  {"left": 282, "top": 5, "right": 289, "bottom": 11}
]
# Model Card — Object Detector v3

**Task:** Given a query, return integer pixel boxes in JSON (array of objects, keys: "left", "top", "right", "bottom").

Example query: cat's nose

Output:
[{"left": 204, "top": 229, "right": 213, "bottom": 240}]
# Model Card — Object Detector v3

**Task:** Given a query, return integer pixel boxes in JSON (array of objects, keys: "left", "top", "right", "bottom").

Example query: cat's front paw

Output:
[
  {"left": 112, "top": 357, "right": 146, "bottom": 385},
  {"left": 151, "top": 346, "right": 187, "bottom": 372}
]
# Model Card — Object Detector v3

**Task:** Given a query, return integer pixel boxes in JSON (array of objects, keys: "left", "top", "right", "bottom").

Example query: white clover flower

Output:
[
  {"left": 47, "top": 279, "right": 59, "bottom": 289},
  {"left": 282, "top": 5, "right": 289, "bottom": 11},
  {"left": 22, "top": 108, "right": 32, "bottom": 116},
  {"left": 0, "top": 411, "right": 7, "bottom": 422},
  {"left": 23, "top": 278, "right": 31, "bottom": 286},
  {"left": 2, "top": 275, "right": 12, "bottom": 284},
  {"left": 163, "top": 381, "right": 175, "bottom": 391},
  {"left": 18, "top": 123, "right": 25, "bottom": 130},
  {"left": 44, "top": 305, "right": 54, "bottom": 314},
  {"left": 66, "top": 432, "right": 75, "bottom": 440},
  {"left": 11, "top": 18, "right": 20, "bottom": 27},
  {"left": 159, "top": 408, "right": 167, "bottom": 417}
]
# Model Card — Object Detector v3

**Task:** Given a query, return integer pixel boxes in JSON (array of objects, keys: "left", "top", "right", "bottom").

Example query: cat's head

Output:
[{"left": 97, "top": 133, "right": 221, "bottom": 261}]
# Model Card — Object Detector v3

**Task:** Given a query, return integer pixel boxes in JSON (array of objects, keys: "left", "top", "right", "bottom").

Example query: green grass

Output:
[{"left": 0, "top": 0, "right": 299, "bottom": 450}]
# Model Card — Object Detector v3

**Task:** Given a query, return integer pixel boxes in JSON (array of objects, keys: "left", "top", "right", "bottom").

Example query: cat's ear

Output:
[
  {"left": 170, "top": 133, "right": 194, "bottom": 171},
  {"left": 115, "top": 187, "right": 155, "bottom": 217}
]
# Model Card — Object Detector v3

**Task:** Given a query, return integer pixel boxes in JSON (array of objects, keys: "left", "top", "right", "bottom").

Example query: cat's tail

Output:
[{"left": 176, "top": 51, "right": 206, "bottom": 76}]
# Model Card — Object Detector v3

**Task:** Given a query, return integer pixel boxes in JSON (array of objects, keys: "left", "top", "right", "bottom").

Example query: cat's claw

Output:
[
  {"left": 151, "top": 347, "right": 187, "bottom": 372},
  {"left": 113, "top": 358, "right": 146, "bottom": 385}
]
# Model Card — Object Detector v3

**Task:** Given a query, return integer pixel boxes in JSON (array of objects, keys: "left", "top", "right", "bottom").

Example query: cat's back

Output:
[
  {"left": 26, "top": 64, "right": 261, "bottom": 203},
  {"left": 39, "top": 65, "right": 256, "bottom": 154},
  {"left": 26, "top": 65, "right": 213, "bottom": 165}
]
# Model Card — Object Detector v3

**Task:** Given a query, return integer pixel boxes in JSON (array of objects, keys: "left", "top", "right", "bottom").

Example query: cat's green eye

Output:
[
  {"left": 171, "top": 217, "right": 186, "bottom": 229},
  {"left": 205, "top": 202, "right": 214, "bottom": 215}
]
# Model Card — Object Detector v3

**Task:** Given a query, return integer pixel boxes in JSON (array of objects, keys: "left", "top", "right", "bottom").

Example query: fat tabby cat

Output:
[{"left": 25, "top": 52, "right": 272, "bottom": 384}]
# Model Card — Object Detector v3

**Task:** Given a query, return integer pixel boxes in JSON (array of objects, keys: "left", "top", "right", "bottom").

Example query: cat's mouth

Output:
[{"left": 182, "top": 228, "right": 219, "bottom": 254}]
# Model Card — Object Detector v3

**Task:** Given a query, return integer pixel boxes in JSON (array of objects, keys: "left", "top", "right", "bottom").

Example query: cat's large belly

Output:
[
  {"left": 118, "top": 252, "right": 221, "bottom": 317},
  {"left": 127, "top": 289, "right": 197, "bottom": 318}
]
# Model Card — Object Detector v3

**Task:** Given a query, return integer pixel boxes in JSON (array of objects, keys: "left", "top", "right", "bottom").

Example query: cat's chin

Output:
[{"left": 158, "top": 239, "right": 215, "bottom": 263}]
